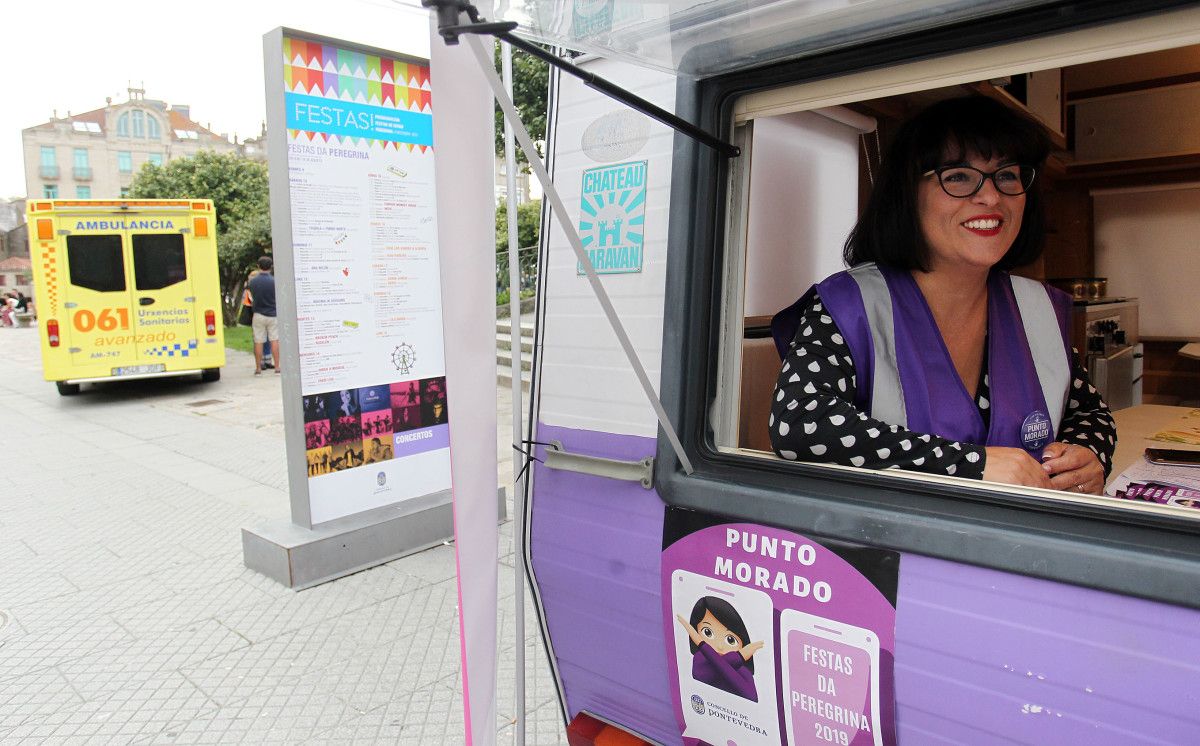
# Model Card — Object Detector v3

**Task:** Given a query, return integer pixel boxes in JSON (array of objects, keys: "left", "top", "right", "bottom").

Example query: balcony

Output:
[
  {"left": 39, "top": 165, "right": 59, "bottom": 179},
  {"left": 73, "top": 166, "right": 93, "bottom": 181}
]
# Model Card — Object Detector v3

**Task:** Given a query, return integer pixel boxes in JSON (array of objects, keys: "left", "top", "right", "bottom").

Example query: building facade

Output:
[
  {"left": 0, "top": 256, "right": 32, "bottom": 297},
  {"left": 0, "top": 198, "right": 26, "bottom": 259},
  {"left": 21, "top": 87, "right": 240, "bottom": 200}
]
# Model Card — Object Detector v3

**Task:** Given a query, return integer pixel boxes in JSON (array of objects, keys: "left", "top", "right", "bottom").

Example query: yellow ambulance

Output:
[{"left": 27, "top": 199, "right": 226, "bottom": 395}]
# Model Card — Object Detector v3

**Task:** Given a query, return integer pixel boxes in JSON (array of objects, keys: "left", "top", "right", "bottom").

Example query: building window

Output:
[
  {"left": 76, "top": 186, "right": 91, "bottom": 199},
  {"left": 148, "top": 153, "right": 163, "bottom": 167},
  {"left": 43, "top": 184, "right": 58, "bottom": 198},
  {"left": 120, "top": 187, "right": 130, "bottom": 197},
  {"left": 132, "top": 110, "right": 145, "bottom": 138},
  {"left": 118, "top": 113, "right": 129, "bottom": 137},
  {"left": 118, "top": 151, "right": 132, "bottom": 173},
  {"left": 147, "top": 116, "right": 160, "bottom": 139},
  {"left": 73, "top": 148, "right": 91, "bottom": 180},
  {"left": 40, "top": 146, "right": 56, "bottom": 167}
]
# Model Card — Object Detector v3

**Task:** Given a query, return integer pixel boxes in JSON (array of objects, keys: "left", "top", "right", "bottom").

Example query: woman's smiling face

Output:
[{"left": 917, "top": 152, "right": 1026, "bottom": 273}]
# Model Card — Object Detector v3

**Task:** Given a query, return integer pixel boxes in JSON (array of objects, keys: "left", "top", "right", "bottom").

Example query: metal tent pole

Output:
[{"left": 501, "top": 39, "right": 528, "bottom": 746}]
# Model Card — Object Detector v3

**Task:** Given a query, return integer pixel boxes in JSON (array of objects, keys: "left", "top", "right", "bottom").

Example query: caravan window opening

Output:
[
  {"left": 656, "top": 3, "right": 1200, "bottom": 609},
  {"left": 713, "top": 31, "right": 1200, "bottom": 510}
]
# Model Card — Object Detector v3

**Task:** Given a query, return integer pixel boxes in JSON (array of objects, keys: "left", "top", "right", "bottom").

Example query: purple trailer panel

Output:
[
  {"left": 530, "top": 424, "right": 677, "bottom": 744},
  {"left": 529, "top": 423, "right": 1200, "bottom": 744},
  {"left": 895, "top": 555, "right": 1200, "bottom": 745}
]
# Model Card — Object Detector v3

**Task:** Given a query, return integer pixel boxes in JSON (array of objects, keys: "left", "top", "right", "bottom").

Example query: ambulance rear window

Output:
[
  {"left": 66, "top": 235, "right": 126, "bottom": 292},
  {"left": 132, "top": 234, "right": 187, "bottom": 290}
]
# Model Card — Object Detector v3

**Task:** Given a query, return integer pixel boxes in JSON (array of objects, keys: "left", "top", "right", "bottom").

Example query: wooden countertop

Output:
[
  {"left": 1179, "top": 342, "right": 1200, "bottom": 360},
  {"left": 1109, "top": 404, "right": 1200, "bottom": 487}
]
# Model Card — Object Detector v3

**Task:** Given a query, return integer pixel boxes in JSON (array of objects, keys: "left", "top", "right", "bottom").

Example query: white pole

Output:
[
  {"left": 432, "top": 21, "right": 500, "bottom": 746},
  {"left": 501, "top": 39, "right": 528, "bottom": 746}
]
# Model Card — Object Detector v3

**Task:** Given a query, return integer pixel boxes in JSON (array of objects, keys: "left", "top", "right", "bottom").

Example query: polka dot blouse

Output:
[{"left": 769, "top": 290, "right": 1117, "bottom": 480}]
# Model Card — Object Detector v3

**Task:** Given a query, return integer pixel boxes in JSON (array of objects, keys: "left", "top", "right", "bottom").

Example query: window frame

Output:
[
  {"left": 117, "top": 112, "right": 130, "bottom": 137},
  {"left": 40, "top": 146, "right": 56, "bottom": 167},
  {"left": 76, "top": 186, "right": 91, "bottom": 199},
  {"left": 43, "top": 185, "right": 58, "bottom": 199},
  {"left": 118, "top": 151, "right": 132, "bottom": 173},
  {"left": 654, "top": 0, "right": 1200, "bottom": 610},
  {"left": 132, "top": 110, "right": 145, "bottom": 138},
  {"left": 147, "top": 153, "right": 163, "bottom": 167}
]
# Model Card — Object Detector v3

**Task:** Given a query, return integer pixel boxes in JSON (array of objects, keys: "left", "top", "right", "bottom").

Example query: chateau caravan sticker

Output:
[{"left": 577, "top": 160, "right": 647, "bottom": 275}]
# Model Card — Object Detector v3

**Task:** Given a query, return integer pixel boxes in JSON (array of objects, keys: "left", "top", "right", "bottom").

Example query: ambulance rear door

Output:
[
  {"left": 126, "top": 211, "right": 203, "bottom": 367},
  {"left": 59, "top": 215, "right": 139, "bottom": 374}
]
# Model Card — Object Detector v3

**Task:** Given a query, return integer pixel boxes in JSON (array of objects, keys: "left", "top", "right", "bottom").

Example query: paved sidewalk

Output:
[{"left": 0, "top": 327, "right": 565, "bottom": 744}]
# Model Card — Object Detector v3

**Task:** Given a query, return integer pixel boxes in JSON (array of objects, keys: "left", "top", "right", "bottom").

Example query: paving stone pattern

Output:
[{"left": 0, "top": 329, "right": 566, "bottom": 744}]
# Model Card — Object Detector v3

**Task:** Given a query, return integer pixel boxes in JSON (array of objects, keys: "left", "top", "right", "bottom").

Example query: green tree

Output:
[
  {"left": 493, "top": 42, "right": 549, "bottom": 166},
  {"left": 495, "top": 199, "right": 541, "bottom": 299},
  {"left": 129, "top": 151, "right": 270, "bottom": 324},
  {"left": 495, "top": 198, "right": 541, "bottom": 249}
]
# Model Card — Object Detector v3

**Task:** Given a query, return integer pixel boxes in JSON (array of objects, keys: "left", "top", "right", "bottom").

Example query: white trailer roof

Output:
[{"left": 490, "top": 0, "right": 1052, "bottom": 78}]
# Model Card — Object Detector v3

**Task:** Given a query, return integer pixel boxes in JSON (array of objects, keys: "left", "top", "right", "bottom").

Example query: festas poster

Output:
[
  {"left": 276, "top": 34, "right": 450, "bottom": 523},
  {"left": 662, "top": 509, "right": 899, "bottom": 746}
]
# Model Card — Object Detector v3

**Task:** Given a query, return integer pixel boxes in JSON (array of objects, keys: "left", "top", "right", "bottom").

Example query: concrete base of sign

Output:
[{"left": 242, "top": 487, "right": 508, "bottom": 590}]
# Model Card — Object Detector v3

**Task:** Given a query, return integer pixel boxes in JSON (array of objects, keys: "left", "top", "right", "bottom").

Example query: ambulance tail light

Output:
[
  {"left": 204, "top": 310, "right": 217, "bottom": 336},
  {"left": 47, "top": 319, "right": 61, "bottom": 347}
]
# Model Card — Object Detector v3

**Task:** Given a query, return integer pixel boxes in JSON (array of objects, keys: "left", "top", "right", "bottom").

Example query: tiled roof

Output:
[
  {"left": 26, "top": 105, "right": 107, "bottom": 133},
  {"left": 167, "top": 110, "right": 223, "bottom": 140},
  {"left": 0, "top": 256, "right": 32, "bottom": 271},
  {"left": 24, "top": 98, "right": 228, "bottom": 142}
]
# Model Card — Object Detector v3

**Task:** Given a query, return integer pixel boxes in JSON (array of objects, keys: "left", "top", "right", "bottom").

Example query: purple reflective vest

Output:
[{"left": 772, "top": 263, "right": 1073, "bottom": 455}]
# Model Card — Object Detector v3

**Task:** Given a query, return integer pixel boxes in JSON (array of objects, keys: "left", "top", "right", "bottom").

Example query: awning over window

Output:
[{"left": 489, "top": 0, "right": 1052, "bottom": 78}]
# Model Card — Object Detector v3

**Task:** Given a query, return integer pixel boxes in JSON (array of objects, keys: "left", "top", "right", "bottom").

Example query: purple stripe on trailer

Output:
[
  {"left": 895, "top": 555, "right": 1200, "bottom": 745},
  {"left": 529, "top": 423, "right": 1200, "bottom": 744}
]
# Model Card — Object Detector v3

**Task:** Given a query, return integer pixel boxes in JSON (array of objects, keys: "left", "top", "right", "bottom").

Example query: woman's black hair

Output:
[
  {"left": 689, "top": 596, "right": 754, "bottom": 672},
  {"left": 843, "top": 95, "right": 1051, "bottom": 272}
]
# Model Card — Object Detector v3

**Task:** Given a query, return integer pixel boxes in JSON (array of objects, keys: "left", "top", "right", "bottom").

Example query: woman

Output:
[
  {"left": 770, "top": 96, "right": 1114, "bottom": 494},
  {"left": 675, "top": 596, "right": 763, "bottom": 702},
  {"left": 0, "top": 292, "right": 16, "bottom": 327}
]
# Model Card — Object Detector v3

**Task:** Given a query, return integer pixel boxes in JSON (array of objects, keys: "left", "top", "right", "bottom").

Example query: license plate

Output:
[{"left": 112, "top": 364, "right": 166, "bottom": 376}]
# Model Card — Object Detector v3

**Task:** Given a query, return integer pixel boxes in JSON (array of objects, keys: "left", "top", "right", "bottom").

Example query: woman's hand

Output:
[
  {"left": 676, "top": 614, "right": 702, "bottom": 647},
  {"left": 983, "top": 447, "right": 1053, "bottom": 489},
  {"left": 741, "top": 641, "right": 764, "bottom": 661},
  {"left": 1041, "top": 442, "right": 1105, "bottom": 495}
]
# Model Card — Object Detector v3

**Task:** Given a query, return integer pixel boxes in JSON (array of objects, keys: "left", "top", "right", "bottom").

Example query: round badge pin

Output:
[{"left": 1021, "top": 410, "right": 1051, "bottom": 452}]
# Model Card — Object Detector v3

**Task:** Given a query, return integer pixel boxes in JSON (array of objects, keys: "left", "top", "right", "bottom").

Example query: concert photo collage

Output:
[{"left": 302, "top": 376, "right": 449, "bottom": 477}]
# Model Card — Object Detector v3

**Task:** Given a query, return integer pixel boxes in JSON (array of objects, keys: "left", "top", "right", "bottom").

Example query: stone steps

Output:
[{"left": 496, "top": 317, "right": 534, "bottom": 391}]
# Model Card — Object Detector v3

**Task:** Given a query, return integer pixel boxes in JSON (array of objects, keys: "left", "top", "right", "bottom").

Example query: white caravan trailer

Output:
[{"left": 436, "top": 2, "right": 1200, "bottom": 744}]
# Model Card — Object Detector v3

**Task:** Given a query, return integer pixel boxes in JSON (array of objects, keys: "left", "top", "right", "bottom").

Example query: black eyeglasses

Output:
[{"left": 923, "top": 164, "right": 1037, "bottom": 198}]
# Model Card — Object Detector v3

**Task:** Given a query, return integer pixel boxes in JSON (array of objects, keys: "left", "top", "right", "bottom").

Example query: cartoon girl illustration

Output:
[{"left": 676, "top": 596, "right": 763, "bottom": 702}]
